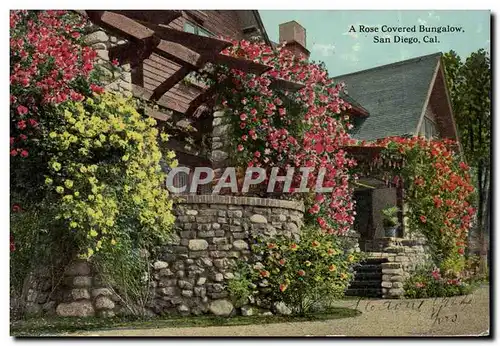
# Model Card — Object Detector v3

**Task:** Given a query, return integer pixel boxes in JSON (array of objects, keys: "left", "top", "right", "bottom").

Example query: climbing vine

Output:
[
  {"left": 201, "top": 39, "right": 358, "bottom": 235},
  {"left": 44, "top": 94, "right": 177, "bottom": 258},
  {"left": 359, "top": 136, "right": 476, "bottom": 270},
  {"left": 10, "top": 11, "right": 177, "bottom": 314}
]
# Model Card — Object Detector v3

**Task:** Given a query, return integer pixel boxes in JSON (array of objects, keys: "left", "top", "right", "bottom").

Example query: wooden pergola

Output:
[
  {"left": 77, "top": 10, "right": 307, "bottom": 166},
  {"left": 78, "top": 10, "right": 305, "bottom": 118}
]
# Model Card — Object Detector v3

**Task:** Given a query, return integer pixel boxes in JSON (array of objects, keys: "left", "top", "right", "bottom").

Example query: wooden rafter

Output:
[
  {"left": 269, "top": 78, "right": 305, "bottom": 92},
  {"left": 86, "top": 11, "right": 155, "bottom": 41},
  {"left": 132, "top": 85, "right": 186, "bottom": 114},
  {"left": 109, "top": 41, "right": 155, "bottom": 67},
  {"left": 83, "top": 10, "right": 306, "bottom": 116},
  {"left": 184, "top": 85, "right": 217, "bottom": 118},
  {"left": 155, "top": 40, "right": 202, "bottom": 69},
  {"left": 211, "top": 53, "right": 272, "bottom": 75},
  {"left": 111, "top": 10, "right": 182, "bottom": 25},
  {"left": 151, "top": 66, "right": 192, "bottom": 101},
  {"left": 137, "top": 21, "right": 232, "bottom": 54}
]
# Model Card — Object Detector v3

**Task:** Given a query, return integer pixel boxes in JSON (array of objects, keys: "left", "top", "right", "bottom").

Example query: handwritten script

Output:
[{"left": 345, "top": 294, "right": 474, "bottom": 327}]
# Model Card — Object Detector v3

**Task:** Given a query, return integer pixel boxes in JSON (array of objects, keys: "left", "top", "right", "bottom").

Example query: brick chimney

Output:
[{"left": 279, "top": 21, "right": 310, "bottom": 59}]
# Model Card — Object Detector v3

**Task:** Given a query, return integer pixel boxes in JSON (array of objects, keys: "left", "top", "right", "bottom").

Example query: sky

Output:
[{"left": 260, "top": 10, "right": 491, "bottom": 77}]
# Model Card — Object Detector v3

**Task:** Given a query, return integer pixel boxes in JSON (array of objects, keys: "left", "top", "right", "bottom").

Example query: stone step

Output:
[
  {"left": 353, "top": 264, "right": 383, "bottom": 273},
  {"left": 349, "top": 280, "right": 381, "bottom": 288},
  {"left": 345, "top": 288, "right": 383, "bottom": 298},
  {"left": 354, "top": 272, "right": 383, "bottom": 281},
  {"left": 362, "top": 257, "right": 389, "bottom": 264}
]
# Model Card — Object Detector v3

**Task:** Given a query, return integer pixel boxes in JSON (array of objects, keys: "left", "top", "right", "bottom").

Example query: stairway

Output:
[{"left": 346, "top": 258, "right": 388, "bottom": 298}]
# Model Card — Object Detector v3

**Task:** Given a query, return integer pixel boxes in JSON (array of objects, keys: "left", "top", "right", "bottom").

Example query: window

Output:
[
  {"left": 424, "top": 117, "right": 438, "bottom": 139},
  {"left": 184, "top": 22, "right": 213, "bottom": 37}
]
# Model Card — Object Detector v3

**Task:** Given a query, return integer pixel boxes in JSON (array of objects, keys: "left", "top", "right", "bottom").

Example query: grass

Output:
[{"left": 11, "top": 307, "right": 360, "bottom": 337}]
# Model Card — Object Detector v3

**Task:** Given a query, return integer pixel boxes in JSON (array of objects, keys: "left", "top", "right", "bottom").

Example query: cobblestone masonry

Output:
[
  {"left": 45, "top": 196, "right": 305, "bottom": 318},
  {"left": 366, "top": 237, "right": 431, "bottom": 299},
  {"left": 151, "top": 195, "right": 305, "bottom": 316},
  {"left": 84, "top": 26, "right": 132, "bottom": 96}
]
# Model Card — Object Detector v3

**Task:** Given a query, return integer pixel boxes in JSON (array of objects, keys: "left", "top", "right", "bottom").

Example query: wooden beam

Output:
[
  {"left": 110, "top": 10, "right": 182, "bottom": 25},
  {"left": 211, "top": 53, "right": 272, "bottom": 75},
  {"left": 138, "top": 21, "right": 233, "bottom": 53},
  {"left": 86, "top": 11, "right": 155, "bottom": 41},
  {"left": 109, "top": 40, "right": 158, "bottom": 88},
  {"left": 269, "top": 78, "right": 305, "bottom": 92},
  {"left": 151, "top": 66, "right": 192, "bottom": 101},
  {"left": 154, "top": 40, "right": 202, "bottom": 69},
  {"left": 132, "top": 85, "right": 186, "bottom": 114},
  {"left": 144, "top": 107, "right": 172, "bottom": 122},
  {"left": 350, "top": 105, "right": 370, "bottom": 117},
  {"left": 184, "top": 85, "right": 217, "bottom": 118},
  {"left": 108, "top": 41, "right": 155, "bottom": 67},
  {"left": 131, "top": 64, "right": 144, "bottom": 87}
]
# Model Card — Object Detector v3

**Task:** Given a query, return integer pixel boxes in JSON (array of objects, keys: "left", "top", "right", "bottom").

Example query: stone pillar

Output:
[
  {"left": 55, "top": 260, "right": 120, "bottom": 318},
  {"left": 343, "top": 229, "right": 361, "bottom": 253},
  {"left": 211, "top": 107, "right": 231, "bottom": 180},
  {"left": 83, "top": 26, "right": 132, "bottom": 97},
  {"left": 381, "top": 262, "right": 405, "bottom": 299}
]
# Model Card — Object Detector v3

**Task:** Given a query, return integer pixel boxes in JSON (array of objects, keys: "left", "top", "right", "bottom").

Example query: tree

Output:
[{"left": 442, "top": 49, "right": 491, "bottom": 274}]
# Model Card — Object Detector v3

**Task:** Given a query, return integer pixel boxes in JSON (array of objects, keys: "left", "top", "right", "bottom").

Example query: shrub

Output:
[
  {"left": 404, "top": 266, "right": 473, "bottom": 298},
  {"left": 201, "top": 39, "right": 357, "bottom": 236},
  {"left": 227, "top": 262, "right": 255, "bottom": 308},
  {"left": 10, "top": 10, "right": 177, "bottom": 318},
  {"left": 229, "top": 226, "right": 359, "bottom": 316},
  {"left": 10, "top": 92, "right": 177, "bottom": 317},
  {"left": 41, "top": 93, "right": 176, "bottom": 258},
  {"left": 362, "top": 137, "right": 476, "bottom": 267}
]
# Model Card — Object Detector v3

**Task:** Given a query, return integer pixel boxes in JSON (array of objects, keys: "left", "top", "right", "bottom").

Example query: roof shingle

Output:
[{"left": 334, "top": 53, "right": 441, "bottom": 141}]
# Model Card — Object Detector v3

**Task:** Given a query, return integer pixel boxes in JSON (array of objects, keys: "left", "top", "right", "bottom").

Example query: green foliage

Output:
[
  {"left": 442, "top": 49, "right": 491, "bottom": 167},
  {"left": 404, "top": 266, "right": 473, "bottom": 299},
  {"left": 366, "top": 137, "right": 475, "bottom": 267},
  {"left": 10, "top": 205, "right": 74, "bottom": 318},
  {"left": 443, "top": 49, "right": 491, "bottom": 273},
  {"left": 11, "top": 92, "right": 177, "bottom": 317},
  {"left": 93, "top": 240, "right": 153, "bottom": 316},
  {"left": 381, "top": 206, "right": 399, "bottom": 228},
  {"left": 230, "top": 226, "right": 359, "bottom": 316},
  {"left": 41, "top": 93, "right": 177, "bottom": 258},
  {"left": 440, "top": 254, "right": 466, "bottom": 277},
  {"left": 10, "top": 11, "right": 178, "bottom": 319},
  {"left": 227, "top": 263, "right": 254, "bottom": 308}
]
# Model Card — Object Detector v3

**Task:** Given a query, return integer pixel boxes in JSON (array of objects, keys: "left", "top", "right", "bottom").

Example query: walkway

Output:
[{"left": 68, "top": 285, "right": 490, "bottom": 337}]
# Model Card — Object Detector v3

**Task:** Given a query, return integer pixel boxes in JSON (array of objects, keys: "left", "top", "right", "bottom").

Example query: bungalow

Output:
[{"left": 334, "top": 52, "right": 461, "bottom": 251}]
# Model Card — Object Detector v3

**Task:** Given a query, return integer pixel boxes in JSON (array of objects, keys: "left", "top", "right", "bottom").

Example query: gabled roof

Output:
[
  {"left": 236, "top": 10, "right": 271, "bottom": 46},
  {"left": 334, "top": 53, "right": 442, "bottom": 141}
]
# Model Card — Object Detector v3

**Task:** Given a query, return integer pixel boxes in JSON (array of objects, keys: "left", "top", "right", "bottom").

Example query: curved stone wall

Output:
[{"left": 150, "top": 195, "right": 304, "bottom": 316}]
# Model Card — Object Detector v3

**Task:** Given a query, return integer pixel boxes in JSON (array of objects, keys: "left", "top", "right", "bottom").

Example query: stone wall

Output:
[
  {"left": 366, "top": 238, "right": 431, "bottom": 299},
  {"left": 211, "top": 107, "right": 230, "bottom": 172},
  {"left": 13, "top": 268, "right": 58, "bottom": 318},
  {"left": 83, "top": 25, "right": 132, "bottom": 96},
  {"left": 150, "top": 195, "right": 304, "bottom": 316},
  {"left": 54, "top": 260, "right": 125, "bottom": 318}
]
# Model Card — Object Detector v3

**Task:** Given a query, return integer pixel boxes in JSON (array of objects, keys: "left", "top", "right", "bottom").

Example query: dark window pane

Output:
[
  {"left": 424, "top": 117, "right": 436, "bottom": 139},
  {"left": 184, "top": 22, "right": 196, "bottom": 34},
  {"left": 199, "top": 28, "right": 212, "bottom": 37}
]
